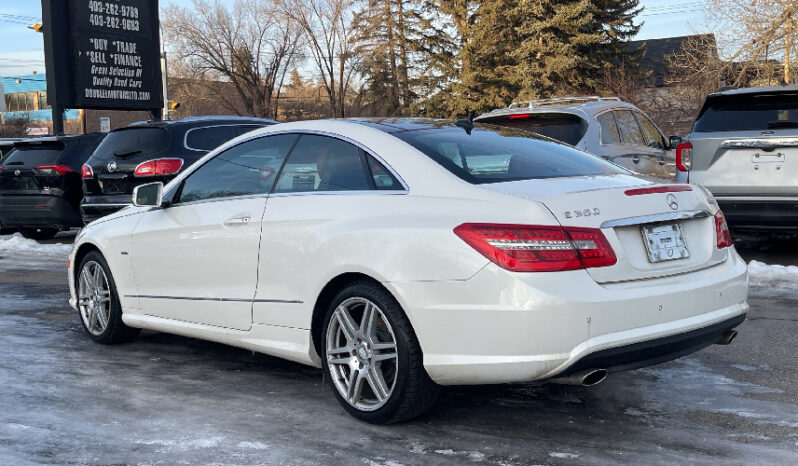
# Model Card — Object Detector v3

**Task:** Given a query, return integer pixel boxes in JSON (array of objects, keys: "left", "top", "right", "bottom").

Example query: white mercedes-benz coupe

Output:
[{"left": 68, "top": 118, "right": 748, "bottom": 423}]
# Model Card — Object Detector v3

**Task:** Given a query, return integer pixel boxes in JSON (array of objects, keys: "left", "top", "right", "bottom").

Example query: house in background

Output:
[{"left": 627, "top": 34, "right": 719, "bottom": 137}]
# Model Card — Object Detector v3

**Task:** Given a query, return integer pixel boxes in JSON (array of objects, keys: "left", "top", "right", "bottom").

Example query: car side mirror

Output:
[
  {"left": 132, "top": 182, "right": 163, "bottom": 208},
  {"left": 668, "top": 135, "right": 682, "bottom": 149}
]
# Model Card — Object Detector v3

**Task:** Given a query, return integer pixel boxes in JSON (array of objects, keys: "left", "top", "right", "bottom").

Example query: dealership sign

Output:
[{"left": 41, "top": 0, "right": 163, "bottom": 111}]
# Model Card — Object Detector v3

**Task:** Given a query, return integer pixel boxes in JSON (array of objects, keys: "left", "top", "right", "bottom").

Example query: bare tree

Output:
[
  {"left": 0, "top": 114, "right": 31, "bottom": 138},
  {"left": 163, "top": 0, "right": 303, "bottom": 119},
  {"left": 279, "top": 0, "right": 361, "bottom": 117}
]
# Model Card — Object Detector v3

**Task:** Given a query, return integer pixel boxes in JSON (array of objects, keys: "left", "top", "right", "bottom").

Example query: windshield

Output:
[
  {"left": 476, "top": 113, "right": 587, "bottom": 145},
  {"left": 394, "top": 124, "right": 623, "bottom": 184},
  {"left": 694, "top": 93, "right": 798, "bottom": 132}
]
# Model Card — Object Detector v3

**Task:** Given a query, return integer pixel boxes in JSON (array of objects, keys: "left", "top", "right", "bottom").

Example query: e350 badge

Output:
[{"left": 564, "top": 208, "right": 601, "bottom": 219}]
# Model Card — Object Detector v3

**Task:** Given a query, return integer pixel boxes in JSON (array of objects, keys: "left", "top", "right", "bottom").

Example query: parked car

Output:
[
  {"left": 676, "top": 85, "right": 798, "bottom": 237},
  {"left": 0, "top": 134, "right": 106, "bottom": 239},
  {"left": 475, "top": 96, "right": 681, "bottom": 179},
  {"left": 69, "top": 118, "right": 747, "bottom": 424},
  {"left": 80, "top": 116, "right": 278, "bottom": 224}
]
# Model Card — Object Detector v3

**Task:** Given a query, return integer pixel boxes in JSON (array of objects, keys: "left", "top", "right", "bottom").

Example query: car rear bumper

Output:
[
  {"left": 0, "top": 195, "right": 81, "bottom": 228},
  {"left": 716, "top": 196, "right": 798, "bottom": 232},
  {"left": 389, "top": 251, "right": 748, "bottom": 385},
  {"left": 81, "top": 194, "right": 132, "bottom": 224}
]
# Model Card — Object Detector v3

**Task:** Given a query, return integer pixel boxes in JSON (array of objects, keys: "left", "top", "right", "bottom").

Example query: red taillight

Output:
[
  {"left": 35, "top": 164, "right": 73, "bottom": 176},
  {"left": 453, "top": 223, "right": 617, "bottom": 272},
  {"left": 714, "top": 210, "right": 733, "bottom": 249},
  {"left": 81, "top": 164, "right": 94, "bottom": 179},
  {"left": 675, "top": 141, "right": 692, "bottom": 172},
  {"left": 508, "top": 113, "right": 532, "bottom": 120},
  {"left": 134, "top": 158, "right": 184, "bottom": 177},
  {"left": 625, "top": 185, "right": 692, "bottom": 196}
]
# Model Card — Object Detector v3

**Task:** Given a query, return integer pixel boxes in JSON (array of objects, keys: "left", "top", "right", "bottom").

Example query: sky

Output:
[{"left": 0, "top": 0, "right": 707, "bottom": 78}]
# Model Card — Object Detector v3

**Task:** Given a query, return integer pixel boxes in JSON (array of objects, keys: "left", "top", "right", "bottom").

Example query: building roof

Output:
[
  {"left": 629, "top": 34, "right": 717, "bottom": 87},
  {"left": 0, "top": 74, "right": 47, "bottom": 94}
]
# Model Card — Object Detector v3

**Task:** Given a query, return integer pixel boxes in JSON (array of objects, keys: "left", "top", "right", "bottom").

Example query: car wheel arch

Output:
[
  {"left": 73, "top": 242, "right": 103, "bottom": 289},
  {"left": 310, "top": 272, "right": 409, "bottom": 358}
]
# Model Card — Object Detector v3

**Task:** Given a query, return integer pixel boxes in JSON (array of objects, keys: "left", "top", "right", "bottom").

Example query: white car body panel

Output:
[{"left": 68, "top": 119, "right": 749, "bottom": 385}]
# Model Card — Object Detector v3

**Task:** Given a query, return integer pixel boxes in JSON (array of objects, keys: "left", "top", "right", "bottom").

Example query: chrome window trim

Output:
[
  {"left": 600, "top": 210, "right": 711, "bottom": 229},
  {"left": 183, "top": 124, "right": 266, "bottom": 152},
  {"left": 81, "top": 203, "right": 132, "bottom": 208},
  {"left": 167, "top": 129, "right": 410, "bottom": 208}
]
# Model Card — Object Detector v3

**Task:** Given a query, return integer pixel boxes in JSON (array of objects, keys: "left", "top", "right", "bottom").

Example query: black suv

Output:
[
  {"left": 0, "top": 134, "right": 106, "bottom": 239},
  {"left": 81, "top": 116, "right": 277, "bottom": 223}
]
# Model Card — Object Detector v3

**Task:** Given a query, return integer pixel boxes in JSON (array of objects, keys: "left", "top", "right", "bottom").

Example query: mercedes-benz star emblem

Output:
[
  {"left": 107, "top": 161, "right": 117, "bottom": 173},
  {"left": 666, "top": 193, "right": 679, "bottom": 211},
  {"left": 14, "top": 170, "right": 21, "bottom": 176}
]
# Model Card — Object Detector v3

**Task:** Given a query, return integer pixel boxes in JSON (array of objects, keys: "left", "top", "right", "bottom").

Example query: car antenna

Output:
[{"left": 455, "top": 110, "right": 475, "bottom": 135}]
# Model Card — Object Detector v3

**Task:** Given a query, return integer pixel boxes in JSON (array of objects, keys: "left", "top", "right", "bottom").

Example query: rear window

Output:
[
  {"left": 694, "top": 93, "right": 798, "bottom": 132},
  {"left": 91, "top": 127, "right": 170, "bottom": 160},
  {"left": 477, "top": 113, "right": 587, "bottom": 145},
  {"left": 2, "top": 142, "right": 68, "bottom": 167},
  {"left": 394, "top": 125, "right": 623, "bottom": 184}
]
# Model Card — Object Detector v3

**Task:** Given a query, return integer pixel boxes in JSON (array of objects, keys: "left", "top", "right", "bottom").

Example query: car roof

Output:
[
  {"left": 11, "top": 133, "right": 104, "bottom": 147},
  {"left": 707, "top": 84, "right": 798, "bottom": 98},
  {"left": 345, "top": 117, "right": 470, "bottom": 133},
  {"left": 475, "top": 96, "right": 639, "bottom": 120},
  {"left": 124, "top": 115, "right": 279, "bottom": 130}
]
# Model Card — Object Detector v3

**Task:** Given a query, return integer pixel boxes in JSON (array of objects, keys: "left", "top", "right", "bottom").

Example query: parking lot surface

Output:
[{"left": 0, "top": 232, "right": 796, "bottom": 465}]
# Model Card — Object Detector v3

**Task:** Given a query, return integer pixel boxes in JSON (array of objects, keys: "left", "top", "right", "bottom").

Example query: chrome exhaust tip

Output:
[
  {"left": 717, "top": 330, "right": 738, "bottom": 345},
  {"left": 549, "top": 368, "right": 608, "bottom": 387}
]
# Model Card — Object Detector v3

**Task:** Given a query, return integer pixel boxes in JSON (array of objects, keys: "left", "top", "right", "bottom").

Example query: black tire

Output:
[
  {"left": 321, "top": 280, "right": 439, "bottom": 424},
  {"left": 76, "top": 251, "right": 140, "bottom": 344},
  {"left": 20, "top": 227, "right": 58, "bottom": 241}
]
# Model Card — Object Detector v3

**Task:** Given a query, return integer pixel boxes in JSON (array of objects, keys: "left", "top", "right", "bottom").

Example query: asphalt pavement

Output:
[{"left": 0, "top": 232, "right": 796, "bottom": 465}]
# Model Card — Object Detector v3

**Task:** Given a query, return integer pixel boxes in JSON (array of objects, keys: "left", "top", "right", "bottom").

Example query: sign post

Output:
[{"left": 41, "top": 0, "right": 163, "bottom": 134}]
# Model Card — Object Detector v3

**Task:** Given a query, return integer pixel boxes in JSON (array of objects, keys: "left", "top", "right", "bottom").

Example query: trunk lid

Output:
[
  {"left": 482, "top": 174, "right": 726, "bottom": 283},
  {"left": 86, "top": 126, "right": 172, "bottom": 195},
  {"left": 688, "top": 130, "right": 798, "bottom": 196}
]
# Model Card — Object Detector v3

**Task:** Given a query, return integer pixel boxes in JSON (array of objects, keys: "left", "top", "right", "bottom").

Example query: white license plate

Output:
[{"left": 641, "top": 223, "right": 689, "bottom": 263}]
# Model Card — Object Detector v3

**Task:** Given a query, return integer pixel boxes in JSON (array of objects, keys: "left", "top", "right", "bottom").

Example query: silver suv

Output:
[
  {"left": 475, "top": 96, "right": 680, "bottom": 179},
  {"left": 676, "top": 85, "right": 798, "bottom": 236}
]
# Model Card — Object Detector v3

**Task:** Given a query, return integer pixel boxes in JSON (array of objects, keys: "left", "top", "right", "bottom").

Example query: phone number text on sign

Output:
[{"left": 88, "top": 1, "right": 140, "bottom": 18}]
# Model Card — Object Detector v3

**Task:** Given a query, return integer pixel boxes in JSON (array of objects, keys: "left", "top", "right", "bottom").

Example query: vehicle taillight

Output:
[
  {"left": 508, "top": 113, "right": 532, "bottom": 120},
  {"left": 134, "top": 158, "right": 184, "bottom": 177},
  {"left": 81, "top": 164, "right": 94, "bottom": 179},
  {"left": 35, "top": 164, "right": 73, "bottom": 175},
  {"left": 675, "top": 141, "right": 692, "bottom": 172},
  {"left": 453, "top": 223, "right": 617, "bottom": 272},
  {"left": 714, "top": 210, "right": 733, "bottom": 249}
]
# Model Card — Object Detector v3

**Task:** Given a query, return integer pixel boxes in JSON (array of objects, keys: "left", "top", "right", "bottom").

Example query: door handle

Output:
[{"left": 223, "top": 216, "right": 251, "bottom": 226}]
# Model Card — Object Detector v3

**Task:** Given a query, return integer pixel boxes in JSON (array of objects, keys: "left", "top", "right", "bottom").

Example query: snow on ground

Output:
[
  {"left": 0, "top": 234, "right": 72, "bottom": 257},
  {"left": 748, "top": 260, "right": 798, "bottom": 289}
]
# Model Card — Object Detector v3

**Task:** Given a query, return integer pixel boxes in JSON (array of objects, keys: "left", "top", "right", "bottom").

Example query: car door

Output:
[
  {"left": 129, "top": 134, "right": 298, "bottom": 330},
  {"left": 612, "top": 109, "right": 662, "bottom": 176},
  {"left": 633, "top": 111, "right": 675, "bottom": 179},
  {"left": 252, "top": 134, "right": 404, "bottom": 329}
]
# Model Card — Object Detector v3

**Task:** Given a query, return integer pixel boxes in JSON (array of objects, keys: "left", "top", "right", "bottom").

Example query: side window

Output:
[
  {"left": 634, "top": 113, "right": 666, "bottom": 149},
  {"left": 178, "top": 134, "right": 298, "bottom": 203},
  {"left": 237, "top": 125, "right": 264, "bottom": 136},
  {"left": 273, "top": 135, "right": 371, "bottom": 193},
  {"left": 614, "top": 110, "right": 647, "bottom": 145},
  {"left": 597, "top": 112, "right": 622, "bottom": 144},
  {"left": 185, "top": 126, "right": 239, "bottom": 151},
  {"left": 366, "top": 155, "right": 403, "bottom": 190}
]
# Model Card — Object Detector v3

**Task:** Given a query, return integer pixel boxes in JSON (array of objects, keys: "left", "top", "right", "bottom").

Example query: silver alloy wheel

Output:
[
  {"left": 77, "top": 261, "right": 112, "bottom": 336},
  {"left": 326, "top": 297, "right": 399, "bottom": 411}
]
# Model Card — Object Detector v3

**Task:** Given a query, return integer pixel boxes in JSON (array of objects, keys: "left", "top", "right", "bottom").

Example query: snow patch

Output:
[
  {"left": 748, "top": 260, "right": 798, "bottom": 289},
  {"left": 434, "top": 449, "right": 456, "bottom": 456},
  {"left": 548, "top": 452, "right": 579, "bottom": 459},
  {"left": 467, "top": 451, "right": 486, "bottom": 461},
  {"left": 237, "top": 441, "right": 269, "bottom": 450},
  {"left": 0, "top": 233, "right": 72, "bottom": 257}
]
